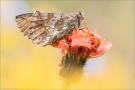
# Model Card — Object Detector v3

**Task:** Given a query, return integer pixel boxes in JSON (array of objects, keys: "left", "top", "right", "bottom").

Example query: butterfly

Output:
[{"left": 15, "top": 11, "right": 84, "bottom": 47}]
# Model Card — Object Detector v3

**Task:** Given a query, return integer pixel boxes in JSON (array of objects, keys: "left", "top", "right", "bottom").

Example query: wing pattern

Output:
[{"left": 15, "top": 11, "right": 82, "bottom": 46}]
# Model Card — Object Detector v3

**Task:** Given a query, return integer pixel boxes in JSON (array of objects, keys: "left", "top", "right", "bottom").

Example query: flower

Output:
[
  {"left": 51, "top": 27, "right": 112, "bottom": 60},
  {"left": 51, "top": 26, "right": 112, "bottom": 88}
]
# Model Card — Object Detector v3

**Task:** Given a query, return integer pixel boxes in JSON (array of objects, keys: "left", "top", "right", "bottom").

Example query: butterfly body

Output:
[{"left": 15, "top": 11, "right": 84, "bottom": 46}]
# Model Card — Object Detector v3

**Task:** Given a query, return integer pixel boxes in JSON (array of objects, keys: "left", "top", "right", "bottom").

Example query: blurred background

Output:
[{"left": 1, "top": 0, "right": 134, "bottom": 89}]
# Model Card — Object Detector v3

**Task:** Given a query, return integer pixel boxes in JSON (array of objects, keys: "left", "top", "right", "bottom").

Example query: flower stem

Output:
[{"left": 60, "top": 53, "right": 87, "bottom": 89}]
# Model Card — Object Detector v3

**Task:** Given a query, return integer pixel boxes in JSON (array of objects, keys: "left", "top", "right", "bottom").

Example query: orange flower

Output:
[
  {"left": 51, "top": 27, "right": 112, "bottom": 60},
  {"left": 53, "top": 27, "right": 112, "bottom": 86}
]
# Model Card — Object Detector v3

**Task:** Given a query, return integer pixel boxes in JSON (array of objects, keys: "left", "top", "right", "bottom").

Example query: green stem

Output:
[{"left": 60, "top": 53, "right": 87, "bottom": 89}]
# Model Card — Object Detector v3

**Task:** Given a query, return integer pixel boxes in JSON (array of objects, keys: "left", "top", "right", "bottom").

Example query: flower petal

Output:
[
  {"left": 88, "top": 39, "right": 112, "bottom": 58},
  {"left": 58, "top": 40, "right": 69, "bottom": 56}
]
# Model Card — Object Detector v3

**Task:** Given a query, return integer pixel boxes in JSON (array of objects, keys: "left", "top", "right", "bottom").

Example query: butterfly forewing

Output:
[
  {"left": 15, "top": 11, "right": 51, "bottom": 46},
  {"left": 15, "top": 11, "right": 83, "bottom": 47}
]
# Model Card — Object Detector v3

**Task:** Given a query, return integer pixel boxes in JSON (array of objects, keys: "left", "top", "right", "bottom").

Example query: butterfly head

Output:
[
  {"left": 78, "top": 11, "right": 84, "bottom": 20},
  {"left": 76, "top": 11, "right": 84, "bottom": 29}
]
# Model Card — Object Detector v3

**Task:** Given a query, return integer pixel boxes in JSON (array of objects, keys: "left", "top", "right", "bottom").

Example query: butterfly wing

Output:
[
  {"left": 15, "top": 11, "right": 56, "bottom": 46},
  {"left": 15, "top": 11, "right": 78, "bottom": 47}
]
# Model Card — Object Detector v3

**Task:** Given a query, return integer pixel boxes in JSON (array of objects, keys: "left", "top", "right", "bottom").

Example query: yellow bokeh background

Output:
[{"left": 1, "top": 1, "right": 134, "bottom": 89}]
